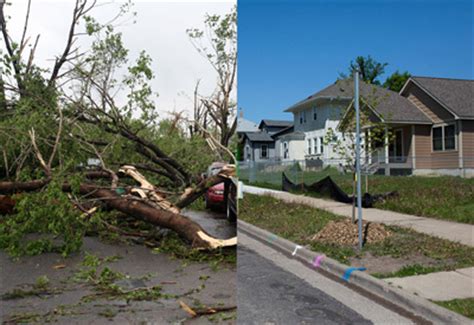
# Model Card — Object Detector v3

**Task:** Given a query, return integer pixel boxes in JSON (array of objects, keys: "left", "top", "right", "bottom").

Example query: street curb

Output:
[{"left": 238, "top": 219, "right": 471, "bottom": 324}]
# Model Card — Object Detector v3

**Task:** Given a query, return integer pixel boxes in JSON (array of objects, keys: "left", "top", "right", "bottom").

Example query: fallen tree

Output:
[{"left": 0, "top": 0, "right": 237, "bottom": 255}]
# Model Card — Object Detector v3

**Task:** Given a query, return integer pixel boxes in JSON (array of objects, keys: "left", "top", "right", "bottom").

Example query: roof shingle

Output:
[
  {"left": 244, "top": 132, "right": 274, "bottom": 142},
  {"left": 286, "top": 79, "right": 431, "bottom": 123},
  {"left": 410, "top": 77, "right": 473, "bottom": 119}
]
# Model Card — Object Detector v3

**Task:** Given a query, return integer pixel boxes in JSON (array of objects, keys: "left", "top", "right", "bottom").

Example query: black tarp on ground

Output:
[{"left": 281, "top": 172, "right": 398, "bottom": 208}]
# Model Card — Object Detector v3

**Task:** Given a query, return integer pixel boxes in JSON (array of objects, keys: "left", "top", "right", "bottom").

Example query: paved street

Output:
[
  {"left": 1, "top": 210, "right": 237, "bottom": 324},
  {"left": 238, "top": 232, "right": 414, "bottom": 325}
]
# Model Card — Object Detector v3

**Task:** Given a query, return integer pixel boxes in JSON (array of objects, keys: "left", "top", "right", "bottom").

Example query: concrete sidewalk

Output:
[
  {"left": 243, "top": 185, "right": 474, "bottom": 247},
  {"left": 384, "top": 267, "right": 474, "bottom": 301}
]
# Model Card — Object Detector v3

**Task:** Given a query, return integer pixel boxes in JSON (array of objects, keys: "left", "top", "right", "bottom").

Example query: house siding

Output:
[
  {"left": 462, "top": 120, "right": 474, "bottom": 168},
  {"left": 293, "top": 103, "right": 345, "bottom": 133},
  {"left": 413, "top": 125, "right": 459, "bottom": 169},
  {"left": 404, "top": 83, "right": 455, "bottom": 123}
]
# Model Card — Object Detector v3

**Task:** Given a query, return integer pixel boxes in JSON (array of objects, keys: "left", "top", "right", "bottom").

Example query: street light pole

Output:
[{"left": 354, "top": 71, "right": 363, "bottom": 250}]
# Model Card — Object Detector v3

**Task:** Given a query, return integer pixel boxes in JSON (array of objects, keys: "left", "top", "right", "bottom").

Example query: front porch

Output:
[{"left": 364, "top": 124, "right": 414, "bottom": 176}]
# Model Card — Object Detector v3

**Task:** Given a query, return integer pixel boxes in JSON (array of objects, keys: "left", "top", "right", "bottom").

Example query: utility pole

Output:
[{"left": 354, "top": 71, "right": 363, "bottom": 250}]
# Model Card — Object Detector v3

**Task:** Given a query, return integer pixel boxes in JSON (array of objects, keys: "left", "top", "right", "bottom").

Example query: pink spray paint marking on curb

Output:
[{"left": 312, "top": 255, "right": 325, "bottom": 268}]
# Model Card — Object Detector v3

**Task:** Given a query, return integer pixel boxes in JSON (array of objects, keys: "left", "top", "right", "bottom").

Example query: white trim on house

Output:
[{"left": 430, "top": 122, "right": 457, "bottom": 153}]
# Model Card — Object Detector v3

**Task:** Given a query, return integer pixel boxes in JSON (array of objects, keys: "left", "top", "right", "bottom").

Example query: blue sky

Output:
[{"left": 238, "top": 0, "right": 473, "bottom": 122}]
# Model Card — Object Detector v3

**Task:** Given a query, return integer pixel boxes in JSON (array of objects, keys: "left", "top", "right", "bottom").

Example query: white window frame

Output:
[
  {"left": 319, "top": 136, "right": 324, "bottom": 155},
  {"left": 431, "top": 123, "right": 457, "bottom": 152},
  {"left": 307, "top": 138, "right": 312, "bottom": 155},
  {"left": 390, "top": 128, "right": 404, "bottom": 162},
  {"left": 313, "top": 137, "right": 318, "bottom": 154}
]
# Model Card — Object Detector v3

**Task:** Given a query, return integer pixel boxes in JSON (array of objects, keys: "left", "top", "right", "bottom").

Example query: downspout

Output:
[
  {"left": 459, "top": 120, "right": 464, "bottom": 177},
  {"left": 384, "top": 126, "right": 390, "bottom": 176},
  {"left": 411, "top": 125, "right": 416, "bottom": 171}
]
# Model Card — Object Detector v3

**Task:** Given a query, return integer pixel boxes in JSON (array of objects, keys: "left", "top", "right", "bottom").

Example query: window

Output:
[
  {"left": 444, "top": 125, "right": 455, "bottom": 150},
  {"left": 432, "top": 124, "right": 456, "bottom": 151},
  {"left": 300, "top": 111, "right": 306, "bottom": 124},
  {"left": 313, "top": 107, "right": 317, "bottom": 120},
  {"left": 432, "top": 127, "right": 442, "bottom": 151},
  {"left": 283, "top": 142, "right": 288, "bottom": 159},
  {"left": 261, "top": 145, "right": 268, "bottom": 159},
  {"left": 313, "top": 138, "right": 318, "bottom": 154},
  {"left": 320, "top": 137, "right": 324, "bottom": 154},
  {"left": 307, "top": 139, "right": 312, "bottom": 155}
]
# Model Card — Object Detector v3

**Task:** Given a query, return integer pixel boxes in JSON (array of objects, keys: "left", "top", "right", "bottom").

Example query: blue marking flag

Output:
[{"left": 342, "top": 267, "right": 367, "bottom": 281}]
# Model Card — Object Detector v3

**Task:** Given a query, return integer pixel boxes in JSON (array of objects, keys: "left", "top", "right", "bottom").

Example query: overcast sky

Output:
[{"left": 5, "top": 0, "right": 235, "bottom": 118}]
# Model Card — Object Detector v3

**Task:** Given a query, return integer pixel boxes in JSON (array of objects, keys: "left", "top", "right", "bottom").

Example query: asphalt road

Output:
[
  {"left": 237, "top": 232, "right": 413, "bottom": 325},
  {"left": 1, "top": 209, "right": 237, "bottom": 324}
]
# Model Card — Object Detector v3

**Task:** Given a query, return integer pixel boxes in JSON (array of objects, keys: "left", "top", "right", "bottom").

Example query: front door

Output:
[{"left": 389, "top": 129, "right": 403, "bottom": 163}]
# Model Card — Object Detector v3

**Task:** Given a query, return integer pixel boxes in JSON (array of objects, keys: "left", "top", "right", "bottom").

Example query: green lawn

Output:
[
  {"left": 239, "top": 193, "right": 474, "bottom": 276},
  {"left": 433, "top": 298, "right": 474, "bottom": 319},
  {"left": 239, "top": 167, "right": 474, "bottom": 224}
]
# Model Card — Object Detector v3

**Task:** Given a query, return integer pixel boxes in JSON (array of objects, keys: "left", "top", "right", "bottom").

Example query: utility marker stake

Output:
[{"left": 292, "top": 245, "right": 302, "bottom": 256}]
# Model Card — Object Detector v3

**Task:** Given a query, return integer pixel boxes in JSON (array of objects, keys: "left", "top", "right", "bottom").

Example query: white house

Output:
[{"left": 281, "top": 81, "right": 352, "bottom": 166}]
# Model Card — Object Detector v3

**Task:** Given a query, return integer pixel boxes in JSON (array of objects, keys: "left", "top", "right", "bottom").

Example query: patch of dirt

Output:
[
  {"left": 309, "top": 219, "right": 391, "bottom": 246},
  {"left": 348, "top": 252, "right": 448, "bottom": 274}
]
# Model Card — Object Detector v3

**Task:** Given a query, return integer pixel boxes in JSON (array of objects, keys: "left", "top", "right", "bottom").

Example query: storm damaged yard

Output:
[{"left": 0, "top": 0, "right": 238, "bottom": 323}]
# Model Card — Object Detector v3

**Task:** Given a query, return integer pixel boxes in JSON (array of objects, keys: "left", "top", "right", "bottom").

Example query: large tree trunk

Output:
[
  {"left": 63, "top": 183, "right": 236, "bottom": 249},
  {"left": 0, "top": 176, "right": 236, "bottom": 249},
  {"left": 0, "top": 177, "right": 51, "bottom": 194}
]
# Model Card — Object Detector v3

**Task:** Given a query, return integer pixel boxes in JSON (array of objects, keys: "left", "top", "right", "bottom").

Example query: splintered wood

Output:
[{"left": 119, "top": 165, "right": 180, "bottom": 214}]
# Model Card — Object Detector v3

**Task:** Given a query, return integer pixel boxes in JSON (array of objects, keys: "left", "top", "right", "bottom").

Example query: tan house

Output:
[{"left": 337, "top": 77, "right": 473, "bottom": 177}]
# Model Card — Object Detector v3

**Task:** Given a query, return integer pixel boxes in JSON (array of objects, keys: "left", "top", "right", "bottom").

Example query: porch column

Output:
[
  {"left": 367, "top": 129, "right": 372, "bottom": 165},
  {"left": 384, "top": 126, "right": 390, "bottom": 176}
]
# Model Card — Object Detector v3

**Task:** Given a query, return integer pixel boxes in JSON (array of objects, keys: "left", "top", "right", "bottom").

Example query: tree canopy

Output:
[{"left": 383, "top": 70, "right": 411, "bottom": 92}]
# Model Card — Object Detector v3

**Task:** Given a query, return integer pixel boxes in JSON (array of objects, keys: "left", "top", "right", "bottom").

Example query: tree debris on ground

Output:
[{"left": 0, "top": 1, "right": 238, "bottom": 256}]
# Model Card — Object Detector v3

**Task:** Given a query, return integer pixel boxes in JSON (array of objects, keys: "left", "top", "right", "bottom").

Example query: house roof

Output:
[
  {"left": 243, "top": 132, "right": 274, "bottom": 142},
  {"left": 237, "top": 117, "right": 259, "bottom": 133},
  {"left": 284, "top": 82, "right": 353, "bottom": 112},
  {"left": 288, "top": 79, "right": 431, "bottom": 124},
  {"left": 258, "top": 119, "right": 293, "bottom": 129},
  {"left": 271, "top": 125, "right": 294, "bottom": 139},
  {"left": 405, "top": 77, "right": 474, "bottom": 119}
]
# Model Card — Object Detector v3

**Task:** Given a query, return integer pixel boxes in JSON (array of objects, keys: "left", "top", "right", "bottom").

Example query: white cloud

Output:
[{"left": 4, "top": 0, "right": 235, "bottom": 118}]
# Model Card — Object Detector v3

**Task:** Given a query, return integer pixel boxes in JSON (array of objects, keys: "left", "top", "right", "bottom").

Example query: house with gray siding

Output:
[
  {"left": 282, "top": 81, "right": 352, "bottom": 165},
  {"left": 241, "top": 120, "right": 292, "bottom": 161}
]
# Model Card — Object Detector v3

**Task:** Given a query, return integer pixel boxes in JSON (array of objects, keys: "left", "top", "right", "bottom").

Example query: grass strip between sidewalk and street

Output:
[
  {"left": 239, "top": 193, "right": 474, "bottom": 277},
  {"left": 432, "top": 298, "right": 474, "bottom": 319}
]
